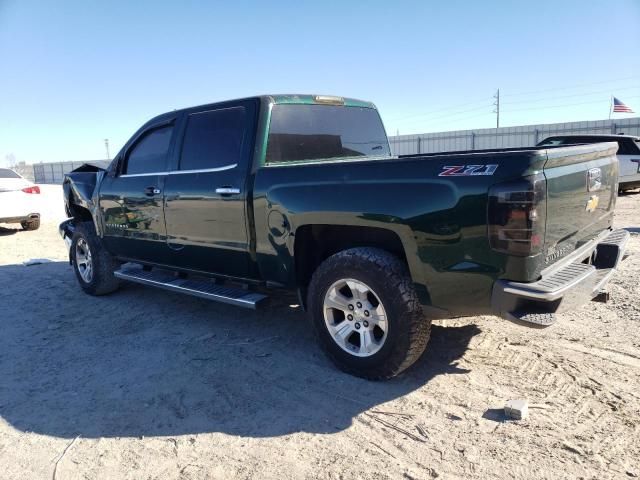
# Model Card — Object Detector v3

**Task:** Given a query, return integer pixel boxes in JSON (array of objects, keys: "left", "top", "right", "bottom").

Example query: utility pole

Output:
[
  {"left": 104, "top": 139, "right": 110, "bottom": 160},
  {"left": 493, "top": 89, "right": 500, "bottom": 128}
]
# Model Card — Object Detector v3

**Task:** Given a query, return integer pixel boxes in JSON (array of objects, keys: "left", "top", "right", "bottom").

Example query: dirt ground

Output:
[{"left": 1, "top": 187, "right": 639, "bottom": 480}]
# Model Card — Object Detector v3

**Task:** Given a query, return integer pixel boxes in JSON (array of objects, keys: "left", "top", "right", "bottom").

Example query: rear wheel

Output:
[
  {"left": 308, "top": 247, "right": 431, "bottom": 380},
  {"left": 21, "top": 218, "right": 40, "bottom": 230},
  {"left": 71, "top": 222, "right": 120, "bottom": 296}
]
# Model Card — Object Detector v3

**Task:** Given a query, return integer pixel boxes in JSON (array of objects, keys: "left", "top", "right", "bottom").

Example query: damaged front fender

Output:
[{"left": 62, "top": 163, "right": 106, "bottom": 236}]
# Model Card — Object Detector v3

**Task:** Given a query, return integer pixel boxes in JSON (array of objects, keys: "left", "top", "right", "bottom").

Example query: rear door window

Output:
[
  {"left": 124, "top": 125, "right": 174, "bottom": 175},
  {"left": 0, "top": 168, "right": 20, "bottom": 178},
  {"left": 179, "top": 107, "right": 246, "bottom": 171}
]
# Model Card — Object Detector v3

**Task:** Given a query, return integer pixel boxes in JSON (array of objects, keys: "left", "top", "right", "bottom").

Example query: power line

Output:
[
  {"left": 388, "top": 78, "right": 640, "bottom": 129},
  {"left": 411, "top": 111, "right": 494, "bottom": 132},
  {"left": 501, "top": 95, "right": 640, "bottom": 113},
  {"left": 502, "top": 85, "right": 640, "bottom": 105},
  {"left": 386, "top": 97, "right": 493, "bottom": 122},
  {"left": 392, "top": 103, "right": 494, "bottom": 126},
  {"left": 502, "top": 75, "right": 640, "bottom": 97}
]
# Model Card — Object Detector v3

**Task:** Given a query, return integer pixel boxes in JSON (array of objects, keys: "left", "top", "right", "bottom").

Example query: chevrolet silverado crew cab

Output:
[
  {"left": 60, "top": 94, "right": 629, "bottom": 380},
  {"left": 537, "top": 134, "right": 640, "bottom": 193}
]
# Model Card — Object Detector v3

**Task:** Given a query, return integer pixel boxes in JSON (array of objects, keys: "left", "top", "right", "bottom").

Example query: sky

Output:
[{"left": 0, "top": 0, "right": 639, "bottom": 166}]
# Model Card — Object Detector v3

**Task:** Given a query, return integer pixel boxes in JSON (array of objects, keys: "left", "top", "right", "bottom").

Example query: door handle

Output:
[
  {"left": 215, "top": 187, "right": 241, "bottom": 195},
  {"left": 144, "top": 186, "right": 161, "bottom": 196}
]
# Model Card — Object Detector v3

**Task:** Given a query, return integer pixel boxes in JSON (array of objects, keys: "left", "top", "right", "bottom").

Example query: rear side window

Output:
[
  {"left": 0, "top": 168, "right": 20, "bottom": 178},
  {"left": 266, "top": 104, "right": 390, "bottom": 164},
  {"left": 125, "top": 126, "right": 174, "bottom": 175},
  {"left": 569, "top": 137, "right": 596, "bottom": 144},
  {"left": 179, "top": 107, "right": 246, "bottom": 171},
  {"left": 538, "top": 138, "right": 565, "bottom": 146},
  {"left": 618, "top": 139, "right": 640, "bottom": 155}
]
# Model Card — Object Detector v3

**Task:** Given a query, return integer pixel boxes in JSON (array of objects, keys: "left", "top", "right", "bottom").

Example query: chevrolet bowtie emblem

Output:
[{"left": 585, "top": 195, "right": 599, "bottom": 212}]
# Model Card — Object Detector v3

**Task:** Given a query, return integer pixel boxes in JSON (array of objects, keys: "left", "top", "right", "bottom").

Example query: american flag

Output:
[{"left": 613, "top": 97, "right": 634, "bottom": 113}]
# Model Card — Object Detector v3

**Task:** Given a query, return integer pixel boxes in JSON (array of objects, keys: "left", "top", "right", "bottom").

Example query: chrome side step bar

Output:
[{"left": 114, "top": 266, "right": 268, "bottom": 309}]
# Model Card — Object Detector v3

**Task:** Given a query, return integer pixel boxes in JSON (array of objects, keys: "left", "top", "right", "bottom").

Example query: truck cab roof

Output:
[
  {"left": 136, "top": 95, "right": 378, "bottom": 142},
  {"left": 156, "top": 94, "right": 375, "bottom": 118}
]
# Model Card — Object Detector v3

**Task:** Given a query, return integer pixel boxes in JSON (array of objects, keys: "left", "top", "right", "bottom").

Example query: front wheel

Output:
[
  {"left": 71, "top": 222, "right": 120, "bottom": 296},
  {"left": 308, "top": 247, "right": 431, "bottom": 380}
]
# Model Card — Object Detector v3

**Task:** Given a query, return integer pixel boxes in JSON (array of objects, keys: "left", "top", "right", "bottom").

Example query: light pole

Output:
[
  {"left": 104, "top": 139, "right": 110, "bottom": 160},
  {"left": 493, "top": 89, "right": 500, "bottom": 129}
]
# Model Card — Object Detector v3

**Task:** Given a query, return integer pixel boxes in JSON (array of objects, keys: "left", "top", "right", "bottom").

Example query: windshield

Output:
[
  {"left": 0, "top": 168, "right": 20, "bottom": 179},
  {"left": 266, "top": 104, "right": 390, "bottom": 164}
]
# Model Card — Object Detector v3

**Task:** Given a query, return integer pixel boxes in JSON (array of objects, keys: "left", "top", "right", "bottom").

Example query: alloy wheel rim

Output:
[
  {"left": 323, "top": 278, "right": 388, "bottom": 357},
  {"left": 75, "top": 238, "right": 93, "bottom": 283}
]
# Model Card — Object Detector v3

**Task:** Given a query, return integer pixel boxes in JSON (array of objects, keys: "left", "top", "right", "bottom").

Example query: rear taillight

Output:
[
  {"left": 488, "top": 173, "right": 546, "bottom": 256},
  {"left": 22, "top": 186, "right": 40, "bottom": 194}
]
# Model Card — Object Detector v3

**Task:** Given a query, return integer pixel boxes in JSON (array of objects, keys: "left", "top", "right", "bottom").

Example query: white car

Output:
[
  {"left": 0, "top": 168, "right": 41, "bottom": 230},
  {"left": 537, "top": 134, "right": 640, "bottom": 193}
]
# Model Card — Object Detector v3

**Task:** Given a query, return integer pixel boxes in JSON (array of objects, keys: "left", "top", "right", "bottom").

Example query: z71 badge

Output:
[{"left": 438, "top": 164, "right": 498, "bottom": 176}]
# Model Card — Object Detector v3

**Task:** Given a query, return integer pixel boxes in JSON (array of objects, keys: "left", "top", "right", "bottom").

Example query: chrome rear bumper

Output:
[{"left": 492, "top": 228, "right": 630, "bottom": 326}]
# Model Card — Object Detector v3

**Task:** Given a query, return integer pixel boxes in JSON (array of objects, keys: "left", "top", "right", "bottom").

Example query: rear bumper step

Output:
[
  {"left": 114, "top": 266, "right": 269, "bottom": 309},
  {"left": 492, "top": 228, "right": 630, "bottom": 327}
]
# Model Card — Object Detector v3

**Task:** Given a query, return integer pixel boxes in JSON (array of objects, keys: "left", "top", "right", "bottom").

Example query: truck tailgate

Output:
[{"left": 542, "top": 142, "right": 618, "bottom": 267}]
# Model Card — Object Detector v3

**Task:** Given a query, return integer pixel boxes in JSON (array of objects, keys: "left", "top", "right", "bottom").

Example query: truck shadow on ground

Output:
[{"left": 0, "top": 262, "right": 479, "bottom": 439}]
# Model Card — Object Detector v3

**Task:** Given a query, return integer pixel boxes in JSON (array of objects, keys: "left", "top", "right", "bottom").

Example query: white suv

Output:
[
  {"left": 537, "top": 134, "right": 640, "bottom": 193},
  {"left": 0, "top": 168, "right": 41, "bottom": 230}
]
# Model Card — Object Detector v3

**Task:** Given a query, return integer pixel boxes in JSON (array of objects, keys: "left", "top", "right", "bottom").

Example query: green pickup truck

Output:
[{"left": 60, "top": 94, "right": 629, "bottom": 379}]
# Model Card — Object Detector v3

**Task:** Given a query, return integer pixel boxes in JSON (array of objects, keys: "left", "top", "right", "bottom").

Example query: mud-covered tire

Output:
[
  {"left": 21, "top": 218, "right": 40, "bottom": 231},
  {"left": 308, "top": 247, "right": 431, "bottom": 380},
  {"left": 71, "top": 221, "right": 120, "bottom": 296}
]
